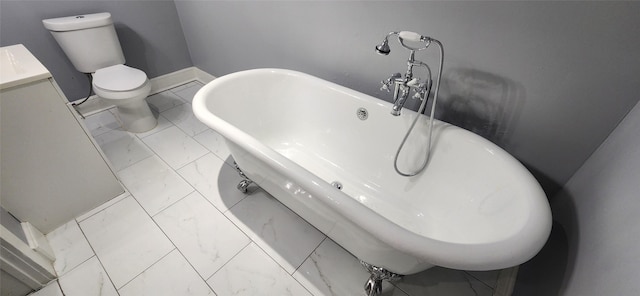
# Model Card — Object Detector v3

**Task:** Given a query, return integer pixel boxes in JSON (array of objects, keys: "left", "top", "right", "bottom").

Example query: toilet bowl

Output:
[{"left": 92, "top": 64, "right": 155, "bottom": 133}]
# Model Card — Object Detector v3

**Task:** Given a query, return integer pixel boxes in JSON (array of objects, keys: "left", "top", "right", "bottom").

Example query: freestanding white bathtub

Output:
[{"left": 193, "top": 68, "right": 552, "bottom": 276}]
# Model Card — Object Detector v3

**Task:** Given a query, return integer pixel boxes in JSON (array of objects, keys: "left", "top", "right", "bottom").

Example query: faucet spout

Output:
[{"left": 390, "top": 84, "right": 410, "bottom": 116}]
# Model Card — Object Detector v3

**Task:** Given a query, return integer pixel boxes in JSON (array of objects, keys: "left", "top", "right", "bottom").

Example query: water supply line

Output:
[
  {"left": 72, "top": 73, "right": 94, "bottom": 107},
  {"left": 376, "top": 32, "right": 444, "bottom": 176}
]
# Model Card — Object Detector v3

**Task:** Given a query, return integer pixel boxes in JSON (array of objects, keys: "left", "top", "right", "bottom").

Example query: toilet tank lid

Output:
[{"left": 43, "top": 12, "right": 112, "bottom": 32}]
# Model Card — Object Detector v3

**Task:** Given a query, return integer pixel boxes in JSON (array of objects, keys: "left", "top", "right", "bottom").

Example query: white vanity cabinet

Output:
[{"left": 1, "top": 44, "right": 124, "bottom": 233}]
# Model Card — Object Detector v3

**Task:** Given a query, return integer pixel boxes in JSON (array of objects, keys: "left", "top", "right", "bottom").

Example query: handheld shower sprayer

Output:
[{"left": 374, "top": 31, "right": 433, "bottom": 55}]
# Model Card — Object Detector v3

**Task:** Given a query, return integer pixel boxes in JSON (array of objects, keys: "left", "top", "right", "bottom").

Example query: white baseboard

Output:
[
  {"left": 148, "top": 66, "right": 214, "bottom": 94},
  {"left": 21, "top": 222, "right": 55, "bottom": 261},
  {"left": 193, "top": 67, "right": 216, "bottom": 84},
  {"left": 72, "top": 66, "right": 216, "bottom": 117}
]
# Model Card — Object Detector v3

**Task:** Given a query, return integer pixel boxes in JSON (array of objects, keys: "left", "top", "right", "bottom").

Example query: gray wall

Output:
[
  {"left": 174, "top": 1, "right": 640, "bottom": 196},
  {"left": 525, "top": 100, "right": 640, "bottom": 295},
  {"left": 0, "top": 0, "right": 192, "bottom": 101}
]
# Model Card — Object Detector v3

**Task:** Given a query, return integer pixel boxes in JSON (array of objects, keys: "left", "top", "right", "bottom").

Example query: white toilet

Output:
[{"left": 43, "top": 12, "right": 156, "bottom": 133}]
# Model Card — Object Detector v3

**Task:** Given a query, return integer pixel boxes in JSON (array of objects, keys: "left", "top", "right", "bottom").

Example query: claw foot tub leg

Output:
[
  {"left": 234, "top": 161, "right": 254, "bottom": 193},
  {"left": 360, "top": 261, "right": 403, "bottom": 296}
]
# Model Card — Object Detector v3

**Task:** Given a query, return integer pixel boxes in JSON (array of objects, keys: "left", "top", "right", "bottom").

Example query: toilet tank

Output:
[{"left": 43, "top": 13, "right": 125, "bottom": 73}]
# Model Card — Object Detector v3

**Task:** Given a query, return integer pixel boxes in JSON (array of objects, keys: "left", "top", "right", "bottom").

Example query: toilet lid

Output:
[{"left": 93, "top": 64, "right": 147, "bottom": 91}]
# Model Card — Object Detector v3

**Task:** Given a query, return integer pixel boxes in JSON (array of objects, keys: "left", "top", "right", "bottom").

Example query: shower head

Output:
[
  {"left": 375, "top": 39, "right": 391, "bottom": 55},
  {"left": 375, "top": 32, "right": 397, "bottom": 55}
]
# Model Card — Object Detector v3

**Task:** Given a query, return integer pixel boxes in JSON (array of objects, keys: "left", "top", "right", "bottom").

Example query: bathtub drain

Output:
[
  {"left": 331, "top": 181, "right": 343, "bottom": 190},
  {"left": 356, "top": 108, "right": 368, "bottom": 120}
]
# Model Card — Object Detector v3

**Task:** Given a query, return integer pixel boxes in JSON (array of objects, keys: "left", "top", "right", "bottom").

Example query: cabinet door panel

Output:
[{"left": 1, "top": 79, "right": 124, "bottom": 233}]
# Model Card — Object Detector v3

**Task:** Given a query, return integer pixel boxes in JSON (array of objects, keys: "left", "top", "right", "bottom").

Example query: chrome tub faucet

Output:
[
  {"left": 375, "top": 31, "right": 440, "bottom": 116},
  {"left": 375, "top": 31, "right": 445, "bottom": 177}
]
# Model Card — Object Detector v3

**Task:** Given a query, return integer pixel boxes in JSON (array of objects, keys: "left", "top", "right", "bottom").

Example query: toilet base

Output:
[
  {"left": 93, "top": 76, "right": 155, "bottom": 133},
  {"left": 112, "top": 99, "right": 157, "bottom": 133}
]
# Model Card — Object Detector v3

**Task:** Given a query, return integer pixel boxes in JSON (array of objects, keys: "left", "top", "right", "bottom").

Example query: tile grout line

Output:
[
  {"left": 103, "top": 139, "right": 189, "bottom": 290},
  {"left": 107, "top": 97, "right": 250, "bottom": 287},
  {"left": 204, "top": 240, "right": 317, "bottom": 296},
  {"left": 115, "top": 247, "right": 178, "bottom": 292},
  {"left": 204, "top": 241, "right": 254, "bottom": 293},
  {"left": 124, "top": 175, "right": 219, "bottom": 294},
  {"left": 216, "top": 190, "right": 307, "bottom": 279},
  {"left": 292, "top": 236, "right": 328, "bottom": 275},
  {"left": 89, "top": 88, "right": 205, "bottom": 174},
  {"left": 141, "top": 126, "right": 209, "bottom": 172},
  {"left": 464, "top": 270, "right": 499, "bottom": 292},
  {"left": 169, "top": 248, "right": 224, "bottom": 295},
  {"left": 115, "top": 184, "right": 185, "bottom": 290},
  {"left": 55, "top": 279, "right": 67, "bottom": 296},
  {"left": 153, "top": 84, "right": 327, "bottom": 285},
  {"left": 173, "top": 151, "right": 250, "bottom": 213},
  {"left": 53, "top": 253, "right": 94, "bottom": 278},
  {"left": 73, "top": 220, "right": 122, "bottom": 296},
  {"left": 134, "top": 112, "right": 172, "bottom": 140},
  {"left": 74, "top": 194, "right": 131, "bottom": 229},
  {"left": 123, "top": 122, "right": 202, "bottom": 216},
  {"left": 289, "top": 236, "right": 329, "bottom": 296},
  {"left": 154, "top": 103, "right": 199, "bottom": 138},
  {"left": 94, "top": 129, "right": 155, "bottom": 173},
  {"left": 220, "top": 188, "right": 328, "bottom": 283}
]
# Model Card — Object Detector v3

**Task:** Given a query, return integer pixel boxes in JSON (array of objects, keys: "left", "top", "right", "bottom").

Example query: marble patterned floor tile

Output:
[
  {"left": 293, "top": 238, "right": 405, "bottom": 296},
  {"left": 161, "top": 103, "right": 210, "bottom": 136},
  {"left": 134, "top": 112, "right": 173, "bottom": 139},
  {"left": 119, "top": 250, "right": 214, "bottom": 296},
  {"left": 177, "top": 153, "right": 247, "bottom": 212},
  {"left": 207, "top": 243, "right": 312, "bottom": 296},
  {"left": 154, "top": 191, "right": 250, "bottom": 279},
  {"left": 74, "top": 97, "right": 114, "bottom": 118},
  {"left": 394, "top": 267, "right": 494, "bottom": 296},
  {"left": 466, "top": 270, "right": 501, "bottom": 289},
  {"left": 142, "top": 126, "right": 208, "bottom": 169},
  {"left": 118, "top": 155, "right": 194, "bottom": 216},
  {"left": 146, "top": 91, "right": 185, "bottom": 113},
  {"left": 28, "top": 281, "right": 63, "bottom": 296},
  {"left": 193, "top": 129, "right": 233, "bottom": 165},
  {"left": 58, "top": 257, "right": 118, "bottom": 296},
  {"left": 224, "top": 189, "right": 326, "bottom": 274},
  {"left": 76, "top": 193, "right": 129, "bottom": 222},
  {"left": 83, "top": 108, "right": 120, "bottom": 137},
  {"left": 172, "top": 83, "right": 203, "bottom": 103},
  {"left": 79, "top": 197, "right": 174, "bottom": 288},
  {"left": 94, "top": 129, "right": 154, "bottom": 171},
  {"left": 46, "top": 220, "right": 94, "bottom": 276}
]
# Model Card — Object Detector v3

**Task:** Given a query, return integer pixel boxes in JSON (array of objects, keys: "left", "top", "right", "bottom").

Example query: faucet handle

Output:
[
  {"left": 380, "top": 82, "right": 391, "bottom": 92},
  {"left": 380, "top": 73, "right": 402, "bottom": 92},
  {"left": 412, "top": 83, "right": 428, "bottom": 100}
]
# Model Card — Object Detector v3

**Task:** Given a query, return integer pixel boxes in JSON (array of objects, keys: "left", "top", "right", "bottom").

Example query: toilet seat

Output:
[
  {"left": 93, "top": 64, "right": 148, "bottom": 92},
  {"left": 92, "top": 64, "right": 150, "bottom": 100}
]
